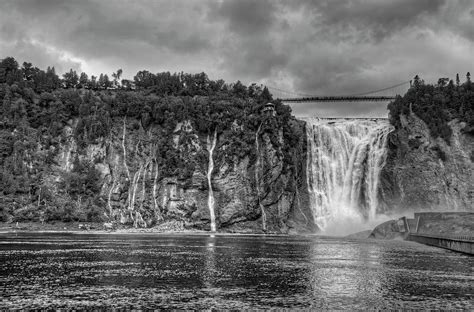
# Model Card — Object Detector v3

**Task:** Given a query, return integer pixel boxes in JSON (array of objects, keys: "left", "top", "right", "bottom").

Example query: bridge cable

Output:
[
  {"left": 267, "top": 80, "right": 410, "bottom": 99},
  {"left": 344, "top": 80, "right": 410, "bottom": 97},
  {"left": 266, "top": 86, "right": 314, "bottom": 98}
]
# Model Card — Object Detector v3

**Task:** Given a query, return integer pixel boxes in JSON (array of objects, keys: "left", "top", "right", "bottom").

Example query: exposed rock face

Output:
[
  {"left": 54, "top": 117, "right": 314, "bottom": 233},
  {"left": 379, "top": 112, "right": 474, "bottom": 212}
]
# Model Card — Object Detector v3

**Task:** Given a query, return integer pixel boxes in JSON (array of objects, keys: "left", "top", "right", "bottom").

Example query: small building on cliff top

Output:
[{"left": 262, "top": 102, "right": 276, "bottom": 117}]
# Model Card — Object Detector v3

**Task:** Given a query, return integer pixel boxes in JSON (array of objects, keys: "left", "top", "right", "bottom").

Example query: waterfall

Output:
[
  {"left": 254, "top": 122, "right": 267, "bottom": 231},
  {"left": 207, "top": 129, "right": 218, "bottom": 232},
  {"left": 303, "top": 118, "right": 392, "bottom": 233}
]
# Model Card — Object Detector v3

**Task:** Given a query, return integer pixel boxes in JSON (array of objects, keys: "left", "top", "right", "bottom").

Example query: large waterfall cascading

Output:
[
  {"left": 207, "top": 129, "right": 218, "bottom": 232},
  {"left": 304, "top": 118, "right": 392, "bottom": 233}
]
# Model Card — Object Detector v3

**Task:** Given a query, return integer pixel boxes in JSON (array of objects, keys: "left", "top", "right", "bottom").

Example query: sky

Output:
[{"left": 0, "top": 0, "right": 473, "bottom": 117}]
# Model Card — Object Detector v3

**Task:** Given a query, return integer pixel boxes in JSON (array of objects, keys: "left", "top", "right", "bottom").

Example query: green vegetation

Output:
[
  {"left": 388, "top": 74, "right": 474, "bottom": 143},
  {"left": 0, "top": 56, "right": 302, "bottom": 223}
]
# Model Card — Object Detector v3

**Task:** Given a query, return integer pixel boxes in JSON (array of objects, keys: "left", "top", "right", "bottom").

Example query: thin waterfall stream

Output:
[{"left": 207, "top": 129, "right": 218, "bottom": 232}]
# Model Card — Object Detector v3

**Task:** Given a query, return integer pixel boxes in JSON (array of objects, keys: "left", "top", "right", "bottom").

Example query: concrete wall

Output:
[
  {"left": 414, "top": 212, "right": 474, "bottom": 236},
  {"left": 408, "top": 234, "right": 473, "bottom": 255}
]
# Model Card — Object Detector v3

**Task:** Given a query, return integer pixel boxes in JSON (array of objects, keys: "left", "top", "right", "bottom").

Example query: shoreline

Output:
[
  {"left": 0, "top": 228, "right": 380, "bottom": 239},
  {"left": 0, "top": 222, "right": 368, "bottom": 238},
  {"left": 0, "top": 221, "right": 299, "bottom": 237},
  {"left": 0, "top": 230, "right": 298, "bottom": 237}
]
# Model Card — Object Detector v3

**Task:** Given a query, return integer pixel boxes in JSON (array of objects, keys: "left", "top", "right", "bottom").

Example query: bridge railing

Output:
[{"left": 409, "top": 233, "right": 474, "bottom": 242}]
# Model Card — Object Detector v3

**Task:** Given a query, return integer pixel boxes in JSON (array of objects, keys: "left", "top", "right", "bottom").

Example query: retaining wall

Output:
[{"left": 407, "top": 234, "right": 473, "bottom": 255}]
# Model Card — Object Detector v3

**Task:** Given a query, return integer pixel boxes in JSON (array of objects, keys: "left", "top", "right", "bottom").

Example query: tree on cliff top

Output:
[{"left": 388, "top": 74, "right": 474, "bottom": 143}]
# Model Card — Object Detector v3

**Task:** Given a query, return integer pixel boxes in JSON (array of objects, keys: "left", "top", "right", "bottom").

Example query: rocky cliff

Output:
[
  {"left": 379, "top": 112, "right": 474, "bottom": 212},
  {"left": 0, "top": 67, "right": 320, "bottom": 234},
  {"left": 46, "top": 116, "right": 314, "bottom": 233}
]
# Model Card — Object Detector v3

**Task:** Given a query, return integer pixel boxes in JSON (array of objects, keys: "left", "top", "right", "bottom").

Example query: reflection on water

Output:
[{"left": 0, "top": 233, "right": 472, "bottom": 309}]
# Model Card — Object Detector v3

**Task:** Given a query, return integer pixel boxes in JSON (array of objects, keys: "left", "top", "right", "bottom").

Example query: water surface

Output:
[{"left": 1, "top": 233, "right": 472, "bottom": 309}]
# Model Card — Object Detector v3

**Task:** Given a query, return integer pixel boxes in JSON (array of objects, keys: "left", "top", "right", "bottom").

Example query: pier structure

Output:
[{"left": 396, "top": 212, "right": 474, "bottom": 255}]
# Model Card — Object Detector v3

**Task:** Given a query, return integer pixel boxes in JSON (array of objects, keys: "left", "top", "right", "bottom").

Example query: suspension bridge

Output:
[{"left": 268, "top": 81, "right": 410, "bottom": 103}]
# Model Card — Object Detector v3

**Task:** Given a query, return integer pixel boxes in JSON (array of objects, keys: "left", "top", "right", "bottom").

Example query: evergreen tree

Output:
[
  {"left": 62, "top": 69, "right": 79, "bottom": 88},
  {"left": 413, "top": 75, "right": 422, "bottom": 88},
  {"left": 89, "top": 75, "right": 97, "bottom": 90},
  {"left": 22, "top": 62, "right": 34, "bottom": 81},
  {"left": 259, "top": 86, "right": 273, "bottom": 103},
  {"left": 103, "top": 74, "right": 111, "bottom": 89},
  {"left": 0, "top": 57, "right": 19, "bottom": 83},
  {"left": 79, "top": 72, "right": 88, "bottom": 88},
  {"left": 98, "top": 73, "right": 104, "bottom": 90}
]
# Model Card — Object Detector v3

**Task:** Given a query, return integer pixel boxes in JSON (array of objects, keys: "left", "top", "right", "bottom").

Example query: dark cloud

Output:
[
  {"left": 9, "top": 0, "right": 74, "bottom": 14},
  {"left": 210, "top": 1, "right": 290, "bottom": 81},
  {"left": 218, "top": 36, "right": 288, "bottom": 80},
  {"left": 154, "top": 30, "right": 211, "bottom": 54},
  {"left": 288, "top": 50, "right": 369, "bottom": 95},
  {"left": 290, "top": 101, "right": 390, "bottom": 118},
  {"left": 212, "top": 0, "right": 278, "bottom": 35},
  {"left": 296, "top": 0, "right": 446, "bottom": 42},
  {"left": 432, "top": 0, "right": 474, "bottom": 41},
  {"left": 0, "top": 0, "right": 472, "bottom": 117}
]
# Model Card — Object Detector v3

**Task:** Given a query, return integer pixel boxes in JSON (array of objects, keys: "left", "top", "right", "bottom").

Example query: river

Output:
[{"left": 0, "top": 233, "right": 472, "bottom": 309}]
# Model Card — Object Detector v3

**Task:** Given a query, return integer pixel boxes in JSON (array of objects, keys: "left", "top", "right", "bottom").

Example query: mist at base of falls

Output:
[
  {"left": 302, "top": 117, "right": 393, "bottom": 235},
  {"left": 321, "top": 213, "right": 392, "bottom": 236}
]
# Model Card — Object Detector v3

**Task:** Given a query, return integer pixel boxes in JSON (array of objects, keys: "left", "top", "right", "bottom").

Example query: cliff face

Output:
[
  {"left": 50, "top": 117, "right": 314, "bottom": 233},
  {"left": 379, "top": 112, "right": 474, "bottom": 212},
  {"left": 0, "top": 81, "right": 316, "bottom": 233}
]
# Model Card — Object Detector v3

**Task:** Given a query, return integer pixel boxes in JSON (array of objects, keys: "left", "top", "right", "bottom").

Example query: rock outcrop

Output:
[
  {"left": 379, "top": 112, "right": 474, "bottom": 212},
  {"left": 368, "top": 220, "right": 404, "bottom": 240}
]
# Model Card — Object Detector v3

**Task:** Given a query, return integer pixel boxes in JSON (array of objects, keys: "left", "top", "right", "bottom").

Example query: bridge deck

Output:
[
  {"left": 301, "top": 117, "right": 388, "bottom": 120},
  {"left": 281, "top": 96, "right": 396, "bottom": 102}
]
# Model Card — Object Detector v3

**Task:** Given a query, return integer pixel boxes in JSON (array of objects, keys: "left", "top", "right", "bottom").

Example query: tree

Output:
[
  {"left": 259, "top": 86, "right": 273, "bottom": 103},
  {"left": 209, "top": 79, "right": 225, "bottom": 93},
  {"left": 103, "top": 74, "right": 111, "bottom": 89},
  {"left": 112, "top": 69, "right": 122, "bottom": 88},
  {"left": 121, "top": 79, "right": 134, "bottom": 90},
  {"left": 79, "top": 72, "right": 88, "bottom": 89},
  {"left": 88, "top": 75, "right": 97, "bottom": 90},
  {"left": 62, "top": 69, "right": 79, "bottom": 88},
  {"left": 98, "top": 73, "right": 111, "bottom": 90},
  {"left": 0, "top": 57, "right": 19, "bottom": 83},
  {"left": 22, "top": 62, "right": 34, "bottom": 81},
  {"left": 456, "top": 73, "right": 460, "bottom": 86},
  {"left": 232, "top": 80, "right": 247, "bottom": 97},
  {"left": 413, "top": 75, "right": 422, "bottom": 88},
  {"left": 45, "top": 66, "right": 61, "bottom": 91},
  {"left": 467, "top": 72, "right": 471, "bottom": 83},
  {"left": 388, "top": 74, "right": 474, "bottom": 143},
  {"left": 437, "top": 78, "right": 449, "bottom": 88},
  {"left": 98, "top": 74, "right": 104, "bottom": 90},
  {"left": 134, "top": 70, "right": 155, "bottom": 89}
]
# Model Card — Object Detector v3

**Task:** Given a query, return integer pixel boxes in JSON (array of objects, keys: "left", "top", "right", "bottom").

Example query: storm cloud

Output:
[{"left": 1, "top": 0, "right": 473, "bottom": 117}]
